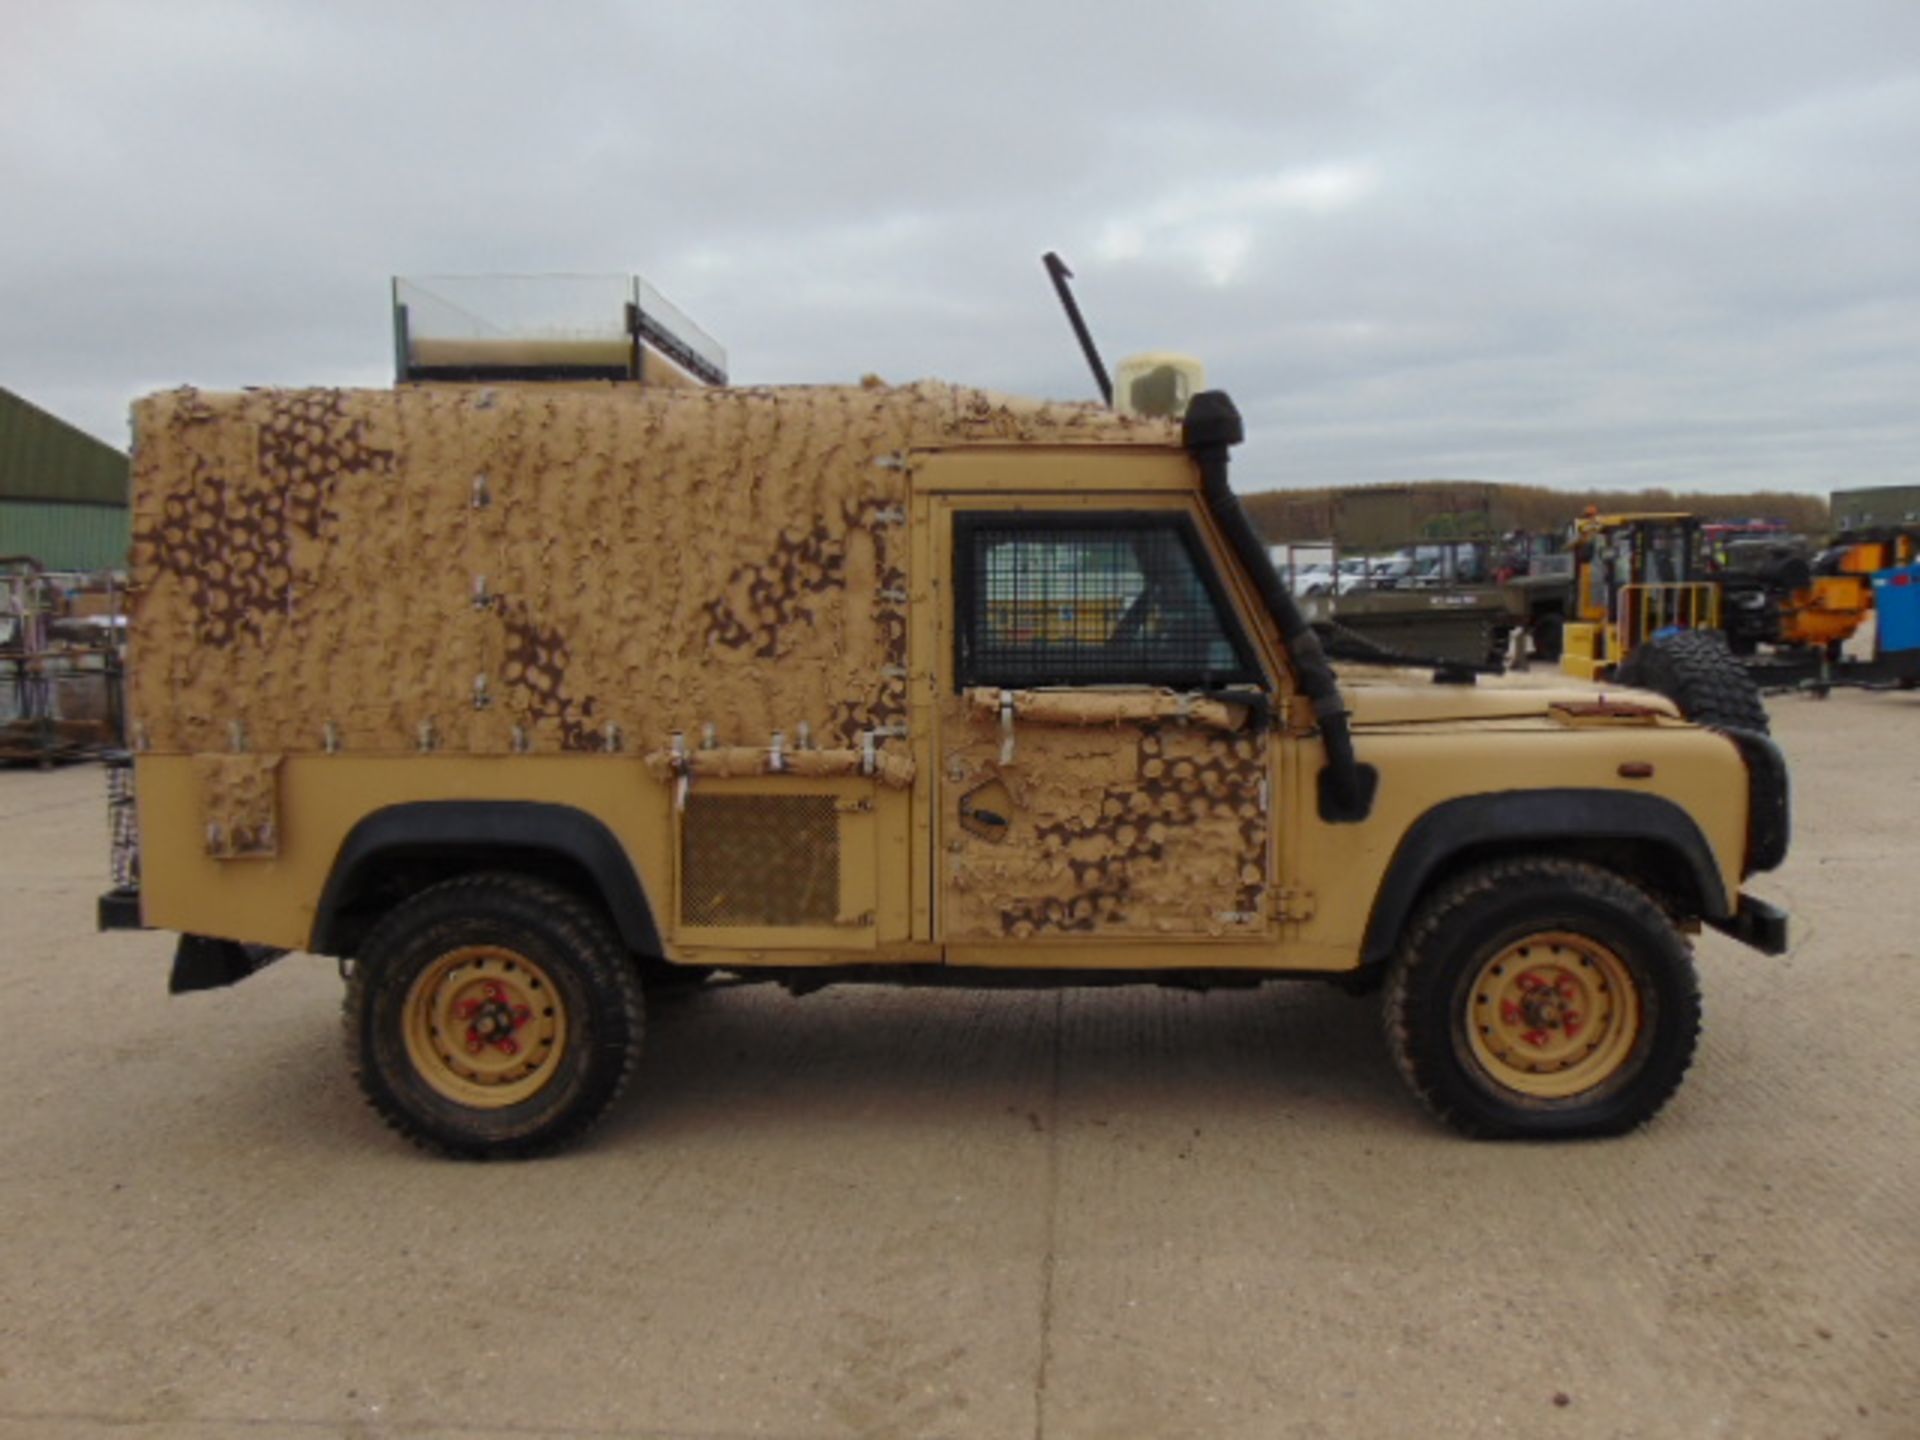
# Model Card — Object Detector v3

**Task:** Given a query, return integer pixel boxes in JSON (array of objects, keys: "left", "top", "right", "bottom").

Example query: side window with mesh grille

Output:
[{"left": 955, "top": 514, "right": 1260, "bottom": 689}]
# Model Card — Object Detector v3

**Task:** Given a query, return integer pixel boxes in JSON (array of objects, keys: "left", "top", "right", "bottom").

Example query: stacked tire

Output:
[{"left": 1616, "top": 629, "right": 1769, "bottom": 733}]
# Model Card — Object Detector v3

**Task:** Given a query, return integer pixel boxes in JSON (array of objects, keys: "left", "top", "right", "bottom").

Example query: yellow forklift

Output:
[
  {"left": 1556, "top": 512, "right": 1769, "bottom": 729},
  {"left": 1559, "top": 513, "right": 1720, "bottom": 681}
]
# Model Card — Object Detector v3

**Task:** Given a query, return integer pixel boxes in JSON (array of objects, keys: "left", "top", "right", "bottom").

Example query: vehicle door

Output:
[{"left": 920, "top": 455, "right": 1280, "bottom": 962}]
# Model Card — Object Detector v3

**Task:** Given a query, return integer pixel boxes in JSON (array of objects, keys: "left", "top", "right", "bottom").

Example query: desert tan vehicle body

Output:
[{"left": 104, "top": 379, "right": 1789, "bottom": 1155}]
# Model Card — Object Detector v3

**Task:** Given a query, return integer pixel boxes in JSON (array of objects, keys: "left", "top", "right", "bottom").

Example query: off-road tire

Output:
[
  {"left": 344, "top": 873, "right": 642, "bottom": 1159},
  {"left": 1383, "top": 859, "right": 1701, "bottom": 1139},
  {"left": 1615, "top": 628, "right": 1769, "bottom": 733}
]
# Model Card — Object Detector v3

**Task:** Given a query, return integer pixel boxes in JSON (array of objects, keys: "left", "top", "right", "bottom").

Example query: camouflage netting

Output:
[
  {"left": 942, "top": 718, "right": 1270, "bottom": 940},
  {"left": 128, "top": 381, "right": 1174, "bottom": 759}
]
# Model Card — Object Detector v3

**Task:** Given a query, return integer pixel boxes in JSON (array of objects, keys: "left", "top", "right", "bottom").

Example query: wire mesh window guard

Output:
[{"left": 955, "top": 514, "right": 1260, "bottom": 689}]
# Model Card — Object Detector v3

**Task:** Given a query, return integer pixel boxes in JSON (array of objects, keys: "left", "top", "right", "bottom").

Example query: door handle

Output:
[{"left": 958, "top": 780, "right": 1014, "bottom": 842}]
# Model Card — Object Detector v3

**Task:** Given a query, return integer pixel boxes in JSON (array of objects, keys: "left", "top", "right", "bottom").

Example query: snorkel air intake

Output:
[{"left": 1183, "top": 392, "right": 1375, "bottom": 822}]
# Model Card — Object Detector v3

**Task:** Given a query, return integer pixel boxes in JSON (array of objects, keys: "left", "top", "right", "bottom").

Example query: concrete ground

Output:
[{"left": 0, "top": 689, "right": 1914, "bottom": 1440}]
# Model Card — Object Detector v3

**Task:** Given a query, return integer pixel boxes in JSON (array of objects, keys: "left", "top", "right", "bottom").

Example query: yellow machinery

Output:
[
  {"left": 1560, "top": 513, "right": 1720, "bottom": 681},
  {"left": 1716, "top": 525, "right": 1920, "bottom": 661},
  {"left": 1790, "top": 531, "right": 1918, "bottom": 649},
  {"left": 1782, "top": 546, "right": 1877, "bottom": 651}
]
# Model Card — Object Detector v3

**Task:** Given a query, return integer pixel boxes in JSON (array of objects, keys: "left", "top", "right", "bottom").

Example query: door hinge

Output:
[{"left": 1269, "top": 887, "right": 1317, "bottom": 923}]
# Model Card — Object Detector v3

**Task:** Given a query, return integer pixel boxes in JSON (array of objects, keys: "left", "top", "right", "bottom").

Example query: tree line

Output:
[{"left": 1242, "top": 481, "right": 1830, "bottom": 547}]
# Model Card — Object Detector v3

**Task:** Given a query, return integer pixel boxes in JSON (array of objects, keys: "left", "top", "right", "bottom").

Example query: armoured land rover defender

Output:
[{"left": 97, "top": 285, "right": 1789, "bottom": 1157}]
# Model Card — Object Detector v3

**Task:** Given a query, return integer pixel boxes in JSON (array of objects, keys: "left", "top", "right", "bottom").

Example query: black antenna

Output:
[{"left": 1042, "top": 252, "right": 1113, "bottom": 405}]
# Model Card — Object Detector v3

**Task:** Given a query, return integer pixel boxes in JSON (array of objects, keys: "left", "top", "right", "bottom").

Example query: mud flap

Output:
[
  {"left": 170, "top": 935, "right": 290, "bottom": 994},
  {"left": 1704, "top": 893, "right": 1789, "bottom": 956}
]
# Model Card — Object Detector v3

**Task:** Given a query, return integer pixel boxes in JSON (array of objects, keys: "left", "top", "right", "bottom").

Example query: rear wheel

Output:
[
  {"left": 1384, "top": 859, "right": 1700, "bottom": 1139},
  {"left": 344, "top": 873, "right": 642, "bottom": 1159},
  {"left": 1616, "top": 628, "right": 1769, "bottom": 733}
]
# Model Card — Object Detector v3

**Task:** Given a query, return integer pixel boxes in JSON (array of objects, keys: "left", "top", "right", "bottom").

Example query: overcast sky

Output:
[{"left": 3, "top": 0, "right": 1916, "bottom": 495}]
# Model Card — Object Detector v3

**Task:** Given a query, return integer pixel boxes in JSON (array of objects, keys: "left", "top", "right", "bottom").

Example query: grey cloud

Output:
[{"left": 2, "top": 0, "right": 1915, "bottom": 496}]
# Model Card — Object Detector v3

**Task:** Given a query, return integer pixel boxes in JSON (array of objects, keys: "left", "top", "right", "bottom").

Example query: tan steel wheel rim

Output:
[
  {"left": 402, "top": 945, "right": 568, "bottom": 1109},
  {"left": 1465, "top": 931, "right": 1641, "bottom": 1100}
]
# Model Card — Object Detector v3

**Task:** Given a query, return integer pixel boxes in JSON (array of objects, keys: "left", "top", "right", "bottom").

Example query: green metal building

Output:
[
  {"left": 1831, "top": 485, "right": 1920, "bottom": 534},
  {"left": 0, "top": 387, "right": 130, "bottom": 572}
]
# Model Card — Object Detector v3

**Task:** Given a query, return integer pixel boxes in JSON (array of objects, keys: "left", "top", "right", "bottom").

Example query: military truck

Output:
[{"left": 97, "top": 309, "right": 1789, "bottom": 1158}]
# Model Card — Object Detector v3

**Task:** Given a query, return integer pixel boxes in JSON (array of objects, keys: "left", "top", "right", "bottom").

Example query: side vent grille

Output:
[{"left": 681, "top": 794, "right": 840, "bottom": 927}]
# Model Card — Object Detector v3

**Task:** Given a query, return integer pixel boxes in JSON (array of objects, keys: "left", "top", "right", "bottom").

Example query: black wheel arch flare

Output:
[
  {"left": 311, "top": 801, "right": 664, "bottom": 959},
  {"left": 1360, "top": 789, "right": 1732, "bottom": 967}
]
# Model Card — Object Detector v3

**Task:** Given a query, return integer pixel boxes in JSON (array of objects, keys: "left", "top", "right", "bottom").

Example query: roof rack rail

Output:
[{"left": 392, "top": 274, "right": 726, "bottom": 387}]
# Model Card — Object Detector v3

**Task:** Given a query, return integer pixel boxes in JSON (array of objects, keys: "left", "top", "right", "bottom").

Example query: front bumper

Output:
[{"left": 1706, "top": 892, "right": 1789, "bottom": 956}]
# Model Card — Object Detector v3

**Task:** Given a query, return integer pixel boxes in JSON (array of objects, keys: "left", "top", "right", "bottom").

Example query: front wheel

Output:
[
  {"left": 344, "top": 873, "right": 642, "bottom": 1158},
  {"left": 1383, "top": 859, "right": 1700, "bottom": 1139}
]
